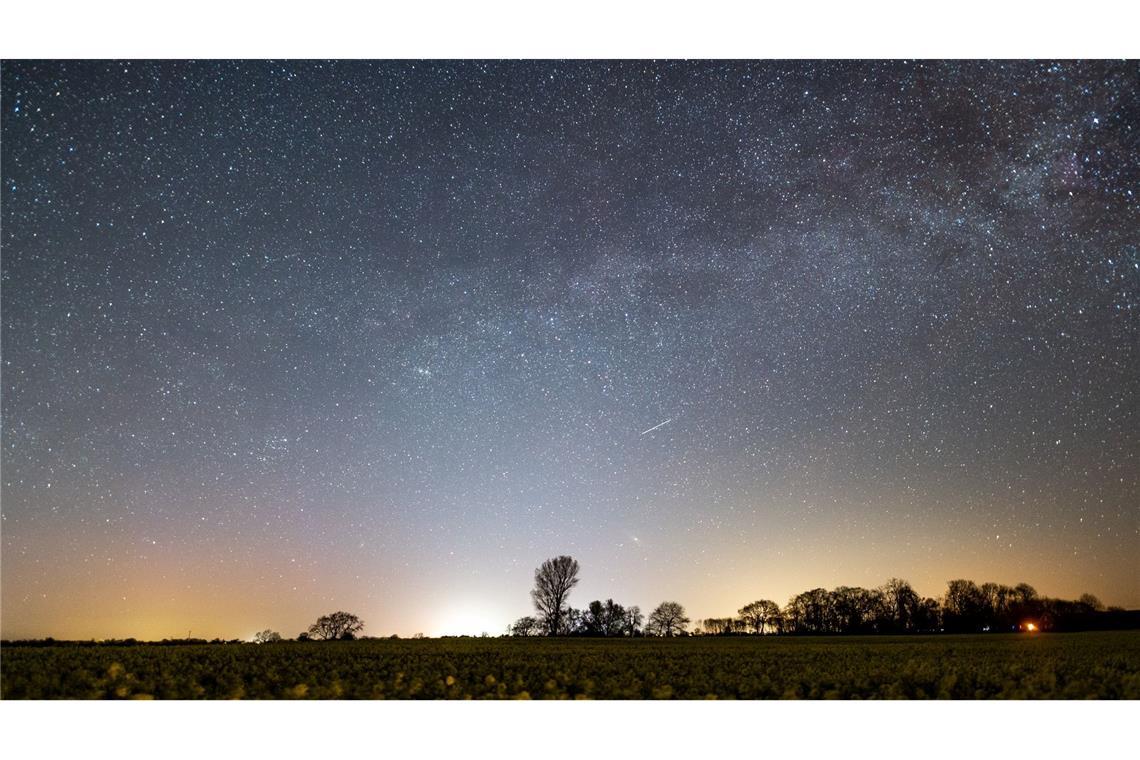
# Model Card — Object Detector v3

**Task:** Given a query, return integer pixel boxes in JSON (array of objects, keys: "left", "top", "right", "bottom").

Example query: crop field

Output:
[{"left": 3, "top": 631, "right": 1138, "bottom": 699}]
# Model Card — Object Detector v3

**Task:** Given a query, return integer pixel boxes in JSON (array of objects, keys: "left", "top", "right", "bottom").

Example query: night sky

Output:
[{"left": 2, "top": 61, "right": 1136, "bottom": 640}]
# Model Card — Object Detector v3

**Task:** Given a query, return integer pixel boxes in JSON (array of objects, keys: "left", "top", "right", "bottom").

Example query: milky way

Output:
[{"left": 2, "top": 61, "right": 1136, "bottom": 638}]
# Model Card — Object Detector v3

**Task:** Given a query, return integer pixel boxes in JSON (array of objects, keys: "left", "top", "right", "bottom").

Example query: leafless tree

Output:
[
  {"left": 880, "top": 578, "right": 922, "bottom": 632},
  {"left": 307, "top": 611, "right": 364, "bottom": 640},
  {"left": 532, "top": 555, "right": 580, "bottom": 636},
  {"left": 700, "top": 616, "right": 744, "bottom": 635},
  {"left": 738, "top": 600, "right": 781, "bottom": 634},
  {"left": 646, "top": 601, "right": 690, "bottom": 636},
  {"left": 253, "top": 629, "right": 282, "bottom": 643},
  {"left": 509, "top": 616, "right": 542, "bottom": 636},
  {"left": 1078, "top": 593, "right": 1104, "bottom": 611},
  {"left": 624, "top": 605, "right": 644, "bottom": 636}
]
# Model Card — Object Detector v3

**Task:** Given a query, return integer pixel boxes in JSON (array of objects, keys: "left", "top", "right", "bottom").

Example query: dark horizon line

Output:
[
  {"left": 6, "top": 614, "right": 1140, "bottom": 648},
  {"left": 4, "top": 574, "right": 1137, "bottom": 643}
]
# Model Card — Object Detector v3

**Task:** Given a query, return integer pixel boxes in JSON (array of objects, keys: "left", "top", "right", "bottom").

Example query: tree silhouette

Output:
[
  {"left": 880, "top": 578, "right": 922, "bottom": 633},
  {"left": 532, "top": 555, "right": 580, "bottom": 636},
  {"left": 829, "top": 586, "right": 883, "bottom": 634},
  {"left": 624, "top": 605, "right": 644, "bottom": 636},
  {"left": 583, "top": 599, "right": 628, "bottom": 636},
  {"left": 646, "top": 601, "right": 690, "bottom": 636},
  {"left": 785, "top": 588, "right": 833, "bottom": 633},
  {"left": 916, "top": 597, "right": 941, "bottom": 631},
  {"left": 509, "top": 562, "right": 1115, "bottom": 639},
  {"left": 738, "top": 600, "right": 781, "bottom": 634},
  {"left": 1078, "top": 593, "right": 1104, "bottom": 612},
  {"left": 509, "top": 616, "right": 542, "bottom": 636},
  {"left": 307, "top": 611, "right": 364, "bottom": 641},
  {"left": 699, "top": 616, "right": 744, "bottom": 635},
  {"left": 943, "top": 580, "right": 987, "bottom": 632},
  {"left": 1014, "top": 583, "right": 1038, "bottom": 604},
  {"left": 253, "top": 629, "right": 282, "bottom": 644},
  {"left": 569, "top": 607, "right": 590, "bottom": 635}
]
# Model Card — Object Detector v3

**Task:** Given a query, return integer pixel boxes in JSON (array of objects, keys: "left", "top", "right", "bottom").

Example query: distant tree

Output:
[
  {"left": 646, "top": 602, "right": 690, "bottom": 637},
  {"left": 624, "top": 605, "right": 644, "bottom": 636},
  {"left": 984, "top": 584, "right": 1019, "bottom": 629},
  {"left": 297, "top": 632, "right": 311, "bottom": 642},
  {"left": 880, "top": 578, "right": 922, "bottom": 633},
  {"left": 1005, "top": 582, "right": 1041, "bottom": 625},
  {"left": 738, "top": 600, "right": 781, "bottom": 634},
  {"left": 582, "top": 601, "right": 607, "bottom": 635},
  {"left": 766, "top": 608, "right": 786, "bottom": 634},
  {"left": 784, "top": 588, "right": 833, "bottom": 633},
  {"left": 560, "top": 607, "right": 585, "bottom": 635},
  {"left": 1014, "top": 583, "right": 1038, "bottom": 605},
  {"left": 829, "top": 587, "right": 883, "bottom": 634},
  {"left": 700, "top": 616, "right": 744, "bottom": 635},
  {"left": 308, "top": 611, "right": 364, "bottom": 641},
  {"left": 509, "top": 616, "right": 543, "bottom": 637},
  {"left": 602, "top": 599, "right": 627, "bottom": 636},
  {"left": 783, "top": 594, "right": 806, "bottom": 632},
  {"left": 1078, "top": 593, "right": 1105, "bottom": 612},
  {"left": 253, "top": 629, "right": 282, "bottom": 644},
  {"left": 915, "top": 597, "right": 942, "bottom": 631},
  {"left": 531, "top": 555, "right": 580, "bottom": 636},
  {"left": 582, "top": 599, "right": 628, "bottom": 636},
  {"left": 978, "top": 582, "right": 1018, "bottom": 629},
  {"left": 943, "top": 580, "right": 987, "bottom": 632}
]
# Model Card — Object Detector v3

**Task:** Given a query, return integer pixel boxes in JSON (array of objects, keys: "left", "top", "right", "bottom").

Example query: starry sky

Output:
[{"left": 2, "top": 60, "right": 1137, "bottom": 640}]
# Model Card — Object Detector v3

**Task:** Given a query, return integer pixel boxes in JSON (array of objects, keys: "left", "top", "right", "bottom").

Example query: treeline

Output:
[
  {"left": 695, "top": 580, "right": 1129, "bottom": 636},
  {"left": 513, "top": 556, "right": 690, "bottom": 637},
  {"left": 5, "top": 562, "right": 1135, "bottom": 646},
  {"left": 0, "top": 637, "right": 246, "bottom": 647},
  {"left": 510, "top": 556, "right": 1136, "bottom": 637}
]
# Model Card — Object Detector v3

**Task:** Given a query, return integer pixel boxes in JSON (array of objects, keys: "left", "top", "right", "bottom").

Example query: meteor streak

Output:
[{"left": 639, "top": 419, "right": 672, "bottom": 436}]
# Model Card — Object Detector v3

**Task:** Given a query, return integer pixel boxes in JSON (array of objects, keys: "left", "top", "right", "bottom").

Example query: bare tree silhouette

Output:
[
  {"left": 624, "top": 605, "right": 644, "bottom": 636},
  {"left": 307, "top": 611, "right": 364, "bottom": 641},
  {"left": 509, "top": 616, "right": 542, "bottom": 636},
  {"left": 738, "top": 600, "right": 781, "bottom": 634},
  {"left": 532, "top": 556, "right": 580, "bottom": 636},
  {"left": 647, "top": 601, "right": 690, "bottom": 636}
]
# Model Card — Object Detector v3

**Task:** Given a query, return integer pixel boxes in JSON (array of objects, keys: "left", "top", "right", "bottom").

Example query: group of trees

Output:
[
  {"left": 246, "top": 564, "right": 1119, "bottom": 643},
  {"left": 252, "top": 611, "right": 365, "bottom": 644},
  {"left": 510, "top": 599, "right": 646, "bottom": 637},
  {"left": 697, "top": 580, "right": 942, "bottom": 635},
  {"left": 698, "top": 579, "right": 1114, "bottom": 635},
  {"left": 940, "top": 581, "right": 1109, "bottom": 633},
  {"left": 513, "top": 555, "right": 688, "bottom": 637},
  {"left": 513, "top": 556, "right": 1121, "bottom": 637}
]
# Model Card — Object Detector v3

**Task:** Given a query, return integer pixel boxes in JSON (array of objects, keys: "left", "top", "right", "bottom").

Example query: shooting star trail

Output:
[{"left": 639, "top": 419, "right": 673, "bottom": 436}]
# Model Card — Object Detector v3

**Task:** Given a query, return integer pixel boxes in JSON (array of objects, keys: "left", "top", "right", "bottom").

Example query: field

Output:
[{"left": 3, "top": 631, "right": 1138, "bottom": 699}]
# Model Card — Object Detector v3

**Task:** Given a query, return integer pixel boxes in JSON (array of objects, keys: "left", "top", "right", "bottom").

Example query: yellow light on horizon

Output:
[
  {"left": 434, "top": 602, "right": 504, "bottom": 637},
  {"left": 1026, "top": 622, "right": 1037, "bottom": 632}
]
